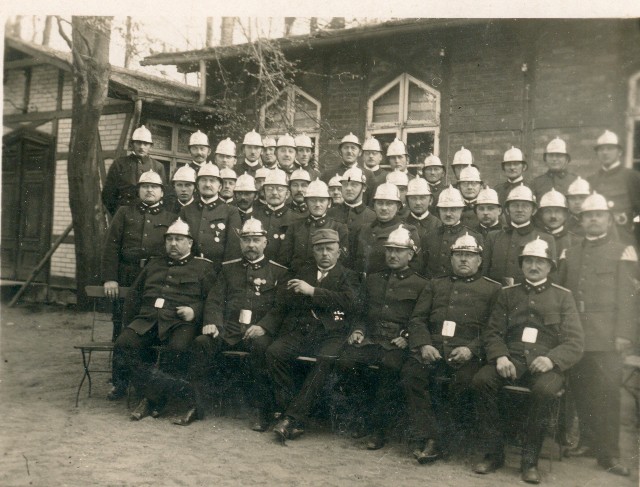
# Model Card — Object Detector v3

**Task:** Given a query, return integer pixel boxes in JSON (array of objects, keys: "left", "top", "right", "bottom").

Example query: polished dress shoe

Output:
[
  {"left": 366, "top": 433, "right": 386, "bottom": 451},
  {"left": 521, "top": 465, "right": 541, "bottom": 484},
  {"left": 564, "top": 444, "right": 594, "bottom": 457},
  {"left": 106, "top": 384, "right": 127, "bottom": 401},
  {"left": 173, "top": 407, "right": 202, "bottom": 426},
  {"left": 251, "top": 409, "right": 272, "bottom": 432},
  {"left": 130, "top": 398, "right": 151, "bottom": 421},
  {"left": 598, "top": 458, "right": 630, "bottom": 477},
  {"left": 473, "top": 453, "right": 505, "bottom": 474},
  {"left": 273, "top": 417, "right": 304, "bottom": 444},
  {"left": 414, "top": 439, "right": 440, "bottom": 464}
]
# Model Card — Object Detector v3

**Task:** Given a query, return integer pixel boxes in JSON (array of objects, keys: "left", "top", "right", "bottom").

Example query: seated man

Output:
[
  {"left": 472, "top": 238, "right": 583, "bottom": 484},
  {"left": 112, "top": 218, "right": 216, "bottom": 421},
  {"left": 402, "top": 234, "right": 500, "bottom": 464},
  {"left": 267, "top": 229, "right": 360, "bottom": 443},
  {"left": 178, "top": 218, "right": 289, "bottom": 428},
  {"left": 338, "top": 226, "right": 427, "bottom": 451}
]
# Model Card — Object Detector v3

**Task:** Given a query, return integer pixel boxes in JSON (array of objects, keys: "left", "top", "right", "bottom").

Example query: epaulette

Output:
[
  {"left": 268, "top": 260, "right": 288, "bottom": 270},
  {"left": 195, "top": 256, "right": 213, "bottom": 263},
  {"left": 503, "top": 282, "right": 521, "bottom": 289},
  {"left": 551, "top": 283, "right": 571, "bottom": 293},
  {"left": 482, "top": 276, "right": 501, "bottom": 285},
  {"left": 222, "top": 258, "right": 242, "bottom": 265}
]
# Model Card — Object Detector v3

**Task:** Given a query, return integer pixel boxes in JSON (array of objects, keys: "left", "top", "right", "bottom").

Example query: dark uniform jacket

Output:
[
  {"left": 461, "top": 199, "right": 480, "bottom": 230},
  {"left": 203, "top": 257, "right": 289, "bottom": 345},
  {"left": 427, "top": 180, "right": 445, "bottom": 214},
  {"left": 543, "top": 225, "right": 582, "bottom": 260},
  {"left": 101, "top": 202, "right": 177, "bottom": 285},
  {"left": 288, "top": 201, "right": 310, "bottom": 222},
  {"left": 482, "top": 223, "right": 556, "bottom": 285},
  {"left": 320, "top": 164, "right": 376, "bottom": 205},
  {"left": 495, "top": 177, "right": 529, "bottom": 206},
  {"left": 328, "top": 203, "right": 376, "bottom": 238},
  {"left": 406, "top": 212, "right": 443, "bottom": 240},
  {"left": 279, "top": 262, "right": 360, "bottom": 336},
  {"left": 166, "top": 198, "right": 194, "bottom": 216},
  {"left": 483, "top": 280, "right": 584, "bottom": 372},
  {"left": 237, "top": 206, "right": 257, "bottom": 224},
  {"left": 353, "top": 268, "right": 428, "bottom": 350},
  {"left": 559, "top": 234, "right": 638, "bottom": 351},
  {"left": 293, "top": 161, "right": 320, "bottom": 181},
  {"left": 421, "top": 223, "right": 483, "bottom": 279},
  {"left": 409, "top": 273, "right": 501, "bottom": 360},
  {"left": 123, "top": 254, "right": 216, "bottom": 340},
  {"left": 253, "top": 204, "right": 299, "bottom": 263},
  {"left": 277, "top": 215, "right": 349, "bottom": 273},
  {"left": 235, "top": 159, "right": 263, "bottom": 179},
  {"left": 530, "top": 170, "right": 578, "bottom": 200},
  {"left": 478, "top": 222, "right": 503, "bottom": 240},
  {"left": 179, "top": 197, "right": 242, "bottom": 268},
  {"left": 566, "top": 214, "right": 585, "bottom": 238},
  {"left": 102, "top": 154, "right": 167, "bottom": 216}
]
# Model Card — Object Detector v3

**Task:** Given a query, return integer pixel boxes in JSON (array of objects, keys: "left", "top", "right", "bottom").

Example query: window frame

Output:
[
  {"left": 146, "top": 119, "right": 197, "bottom": 177},
  {"left": 626, "top": 71, "right": 640, "bottom": 169}
]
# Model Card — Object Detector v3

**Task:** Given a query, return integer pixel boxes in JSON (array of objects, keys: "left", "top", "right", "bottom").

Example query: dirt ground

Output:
[{"left": 0, "top": 303, "right": 638, "bottom": 487}]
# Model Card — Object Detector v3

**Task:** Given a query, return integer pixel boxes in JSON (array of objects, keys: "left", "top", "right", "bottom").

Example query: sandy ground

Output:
[{"left": 0, "top": 302, "right": 638, "bottom": 487}]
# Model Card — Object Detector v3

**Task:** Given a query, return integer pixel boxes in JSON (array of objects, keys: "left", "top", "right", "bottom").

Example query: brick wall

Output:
[
  {"left": 28, "top": 65, "right": 59, "bottom": 112},
  {"left": 3, "top": 68, "right": 27, "bottom": 114},
  {"left": 98, "top": 113, "right": 127, "bottom": 151}
]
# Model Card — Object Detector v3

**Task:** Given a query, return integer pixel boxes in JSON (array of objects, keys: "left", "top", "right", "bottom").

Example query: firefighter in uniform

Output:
[
  {"left": 361, "top": 136, "right": 388, "bottom": 191},
  {"left": 269, "top": 229, "right": 360, "bottom": 443},
  {"left": 422, "top": 154, "right": 446, "bottom": 215},
  {"left": 565, "top": 177, "right": 590, "bottom": 237},
  {"left": 288, "top": 168, "right": 311, "bottom": 220},
  {"left": 275, "top": 133, "right": 297, "bottom": 176},
  {"left": 254, "top": 166, "right": 271, "bottom": 208},
  {"left": 168, "top": 165, "right": 197, "bottom": 214},
  {"left": 113, "top": 218, "right": 216, "bottom": 421},
  {"left": 495, "top": 146, "right": 529, "bottom": 206},
  {"left": 179, "top": 163, "right": 242, "bottom": 269},
  {"left": 179, "top": 218, "right": 289, "bottom": 428},
  {"left": 328, "top": 174, "right": 344, "bottom": 206},
  {"left": 475, "top": 187, "right": 503, "bottom": 239},
  {"left": 387, "top": 138, "right": 412, "bottom": 176},
  {"left": 530, "top": 137, "right": 577, "bottom": 201},
  {"left": 235, "top": 130, "right": 263, "bottom": 178},
  {"left": 102, "top": 125, "right": 167, "bottom": 216},
  {"left": 535, "top": 188, "right": 580, "bottom": 258},
  {"left": 338, "top": 226, "right": 426, "bottom": 451},
  {"left": 402, "top": 233, "right": 501, "bottom": 463},
  {"left": 451, "top": 146, "right": 473, "bottom": 181},
  {"left": 219, "top": 168, "right": 237, "bottom": 205},
  {"left": 457, "top": 166, "right": 482, "bottom": 230},
  {"left": 386, "top": 170, "right": 411, "bottom": 221},
  {"left": 559, "top": 192, "right": 636, "bottom": 477},
  {"left": 213, "top": 138, "right": 237, "bottom": 171},
  {"left": 186, "top": 130, "right": 211, "bottom": 174},
  {"left": 261, "top": 136, "right": 278, "bottom": 169},
  {"left": 472, "top": 238, "right": 583, "bottom": 483},
  {"left": 294, "top": 133, "right": 320, "bottom": 180},
  {"left": 233, "top": 172, "right": 259, "bottom": 223},
  {"left": 405, "top": 176, "right": 443, "bottom": 239}
]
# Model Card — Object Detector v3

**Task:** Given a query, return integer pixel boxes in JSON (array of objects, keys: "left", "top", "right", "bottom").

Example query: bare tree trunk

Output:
[
  {"left": 206, "top": 17, "right": 214, "bottom": 47},
  {"left": 10, "top": 16, "right": 23, "bottom": 37},
  {"left": 309, "top": 17, "right": 318, "bottom": 34},
  {"left": 42, "top": 16, "right": 53, "bottom": 45},
  {"left": 329, "top": 17, "right": 345, "bottom": 30},
  {"left": 31, "top": 16, "right": 38, "bottom": 42},
  {"left": 124, "top": 16, "right": 133, "bottom": 68},
  {"left": 284, "top": 17, "right": 295, "bottom": 37},
  {"left": 220, "top": 17, "right": 235, "bottom": 46}
]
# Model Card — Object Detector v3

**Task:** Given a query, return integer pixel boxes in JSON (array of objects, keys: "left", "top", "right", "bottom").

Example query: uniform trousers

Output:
[
  {"left": 266, "top": 326, "right": 345, "bottom": 423},
  {"left": 472, "top": 361, "right": 564, "bottom": 466},
  {"left": 569, "top": 351, "right": 622, "bottom": 461}
]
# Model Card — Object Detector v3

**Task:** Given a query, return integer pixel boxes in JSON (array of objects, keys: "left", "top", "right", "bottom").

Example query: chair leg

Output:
[{"left": 75, "top": 349, "right": 91, "bottom": 407}]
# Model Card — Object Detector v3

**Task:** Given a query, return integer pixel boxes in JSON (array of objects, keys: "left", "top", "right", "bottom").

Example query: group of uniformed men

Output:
[{"left": 100, "top": 124, "right": 639, "bottom": 484}]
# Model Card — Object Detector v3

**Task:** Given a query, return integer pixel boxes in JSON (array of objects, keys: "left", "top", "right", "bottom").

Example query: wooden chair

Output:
[{"left": 74, "top": 285, "right": 129, "bottom": 406}]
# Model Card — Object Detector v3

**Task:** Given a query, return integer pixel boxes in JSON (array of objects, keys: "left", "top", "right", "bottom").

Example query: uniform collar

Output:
[
  {"left": 451, "top": 272, "right": 481, "bottom": 283},
  {"left": 429, "top": 180, "right": 443, "bottom": 189},
  {"left": 374, "top": 216, "right": 401, "bottom": 228},
  {"left": 547, "top": 225, "right": 566, "bottom": 236},
  {"left": 444, "top": 222, "right": 462, "bottom": 233},
  {"left": 244, "top": 159, "right": 261, "bottom": 168},
  {"left": 220, "top": 196, "right": 234, "bottom": 204},
  {"left": 264, "top": 203, "right": 288, "bottom": 217},
  {"left": 464, "top": 198, "right": 477, "bottom": 207},
  {"left": 509, "top": 221, "right": 533, "bottom": 235},
  {"left": 481, "top": 222, "right": 500, "bottom": 230},
  {"left": 368, "top": 164, "right": 380, "bottom": 172},
  {"left": 199, "top": 196, "right": 221, "bottom": 210},
  {"left": 584, "top": 232, "right": 610, "bottom": 245},
  {"left": 507, "top": 176, "right": 524, "bottom": 184},
  {"left": 345, "top": 201, "right": 365, "bottom": 212},
  {"left": 524, "top": 278, "right": 549, "bottom": 293},
  {"left": 179, "top": 197, "right": 194, "bottom": 207},
  {"left": 307, "top": 214, "right": 327, "bottom": 226},
  {"left": 239, "top": 207, "right": 253, "bottom": 216},
  {"left": 546, "top": 169, "right": 568, "bottom": 178},
  {"left": 601, "top": 161, "right": 621, "bottom": 172},
  {"left": 167, "top": 253, "right": 194, "bottom": 266},
  {"left": 410, "top": 211, "right": 430, "bottom": 220},
  {"left": 290, "top": 201, "right": 308, "bottom": 213},
  {"left": 137, "top": 200, "right": 163, "bottom": 214},
  {"left": 243, "top": 255, "right": 266, "bottom": 269},
  {"left": 389, "top": 267, "right": 413, "bottom": 280}
]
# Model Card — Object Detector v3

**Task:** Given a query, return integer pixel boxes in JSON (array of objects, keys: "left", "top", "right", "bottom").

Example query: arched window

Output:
[
  {"left": 627, "top": 71, "right": 640, "bottom": 170},
  {"left": 367, "top": 73, "right": 440, "bottom": 165},
  {"left": 260, "top": 86, "right": 321, "bottom": 160}
]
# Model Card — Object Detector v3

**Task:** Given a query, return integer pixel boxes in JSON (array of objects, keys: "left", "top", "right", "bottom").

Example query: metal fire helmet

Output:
[
  {"left": 458, "top": 166, "right": 482, "bottom": 182},
  {"left": 197, "top": 162, "right": 221, "bottom": 179},
  {"left": 262, "top": 136, "right": 277, "bottom": 148},
  {"left": 545, "top": 137, "right": 568, "bottom": 155},
  {"left": 386, "top": 170, "right": 409, "bottom": 187},
  {"left": 138, "top": 169, "right": 163, "bottom": 186},
  {"left": 539, "top": 188, "right": 568, "bottom": 209},
  {"left": 383, "top": 225, "right": 416, "bottom": 251},
  {"left": 294, "top": 133, "right": 313, "bottom": 148},
  {"left": 234, "top": 172, "right": 257, "bottom": 192},
  {"left": 277, "top": 133, "right": 296, "bottom": 148},
  {"left": 437, "top": 185, "right": 465, "bottom": 208},
  {"left": 220, "top": 168, "right": 237, "bottom": 180},
  {"left": 373, "top": 182, "right": 401, "bottom": 202},
  {"left": 166, "top": 217, "right": 192, "bottom": 238},
  {"left": 362, "top": 136, "right": 382, "bottom": 152},
  {"left": 172, "top": 165, "right": 197, "bottom": 184},
  {"left": 566, "top": 177, "right": 590, "bottom": 196},
  {"left": 289, "top": 168, "right": 311, "bottom": 182},
  {"left": 505, "top": 184, "right": 536, "bottom": 205},
  {"left": 215, "top": 138, "right": 237, "bottom": 157},
  {"left": 339, "top": 132, "right": 361, "bottom": 147},
  {"left": 452, "top": 146, "right": 473, "bottom": 166},
  {"left": 341, "top": 166, "right": 367, "bottom": 185},
  {"left": 476, "top": 187, "right": 501, "bottom": 206},
  {"left": 423, "top": 154, "right": 444, "bottom": 167},
  {"left": 386, "top": 138, "right": 408, "bottom": 157},
  {"left": 595, "top": 130, "right": 621, "bottom": 148},
  {"left": 450, "top": 232, "right": 483, "bottom": 254},
  {"left": 305, "top": 179, "right": 330, "bottom": 198},
  {"left": 254, "top": 167, "right": 272, "bottom": 180},
  {"left": 503, "top": 146, "right": 525, "bottom": 163},
  {"left": 131, "top": 125, "right": 153, "bottom": 144},
  {"left": 328, "top": 174, "right": 343, "bottom": 188},
  {"left": 263, "top": 168, "right": 288, "bottom": 186},
  {"left": 407, "top": 176, "right": 431, "bottom": 196},
  {"left": 580, "top": 192, "right": 610, "bottom": 213},
  {"left": 242, "top": 130, "right": 263, "bottom": 147},
  {"left": 239, "top": 217, "right": 267, "bottom": 237},
  {"left": 519, "top": 237, "right": 554, "bottom": 266},
  {"left": 189, "top": 130, "right": 210, "bottom": 147}
]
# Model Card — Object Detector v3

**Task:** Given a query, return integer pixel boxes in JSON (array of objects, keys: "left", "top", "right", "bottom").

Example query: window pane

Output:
[
  {"left": 148, "top": 123, "right": 172, "bottom": 151},
  {"left": 371, "top": 133, "right": 398, "bottom": 157},
  {"left": 177, "top": 129, "right": 192, "bottom": 154},
  {"left": 406, "top": 131, "right": 435, "bottom": 166},
  {"left": 372, "top": 84, "right": 400, "bottom": 124},
  {"left": 293, "top": 93, "right": 319, "bottom": 130},
  {"left": 407, "top": 82, "right": 437, "bottom": 123}
]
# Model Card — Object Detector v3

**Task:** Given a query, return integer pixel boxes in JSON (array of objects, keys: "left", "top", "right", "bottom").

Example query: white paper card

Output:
[
  {"left": 154, "top": 298, "right": 165, "bottom": 309},
  {"left": 442, "top": 320, "right": 457, "bottom": 337},
  {"left": 522, "top": 327, "right": 538, "bottom": 343},
  {"left": 239, "top": 309, "right": 252, "bottom": 325}
]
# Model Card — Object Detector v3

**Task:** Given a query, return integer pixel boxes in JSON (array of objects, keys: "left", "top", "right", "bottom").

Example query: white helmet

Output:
[
  {"left": 277, "top": 133, "right": 296, "bottom": 148},
  {"left": 545, "top": 137, "right": 568, "bottom": 155},
  {"left": 339, "top": 132, "right": 361, "bottom": 147},
  {"left": 341, "top": 166, "right": 367, "bottom": 185},
  {"left": 239, "top": 217, "right": 267, "bottom": 237},
  {"left": 506, "top": 184, "right": 536, "bottom": 205},
  {"left": 373, "top": 182, "right": 401, "bottom": 202},
  {"left": 458, "top": 166, "right": 482, "bottom": 182},
  {"left": 503, "top": 146, "right": 525, "bottom": 163},
  {"left": 519, "top": 237, "right": 554, "bottom": 267},
  {"left": 166, "top": 217, "right": 192, "bottom": 238},
  {"left": 386, "top": 138, "right": 408, "bottom": 157},
  {"left": 437, "top": 185, "right": 465, "bottom": 208},
  {"left": 383, "top": 225, "right": 416, "bottom": 251},
  {"left": 452, "top": 146, "right": 473, "bottom": 166},
  {"left": 539, "top": 189, "right": 567, "bottom": 209},
  {"left": 262, "top": 136, "right": 277, "bottom": 148},
  {"left": 595, "top": 130, "right": 621, "bottom": 148},
  {"left": 580, "top": 192, "right": 609, "bottom": 212},
  {"left": 294, "top": 133, "right": 313, "bottom": 148},
  {"left": 255, "top": 167, "right": 271, "bottom": 180},
  {"left": 328, "top": 174, "right": 343, "bottom": 187},
  {"left": 386, "top": 170, "right": 409, "bottom": 187},
  {"left": 138, "top": 169, "right": 163, "bottom": 186},
  {"left": 362, "top": 136, "right": 382, "bottom": 152},
  {"left": 215, "top": 138, "right": 237, "bottom": 157},
  {"left": 234, "top": 172, "right": 256, "bottom": 192},
  {"left": 305, "top": 179, "right": 330, "bottom": 198},
  {"left": 172, "top": 165, "right": 197, "bottom": 183},
  {"left": 289, "top": 168, "right": 311, "bottom": 182},
  {"left": 131, "top": 125, "right": 153, "bottom": 144},
  {"left": 406, "top": 177, "right": 431, "bottom": 196},
  {"left": 423, "top": 154, "right": 443, "bottom": 167},
  {"left": 189, "top": 130, "right": 210, "bottom": 147},
  {"left": 476, "top": 187, "right": 500, "bottom": 206},
  {"left": 197, "top": 162, "right": 221, "bottom": 179},
  {"left": 220, "top": 168, "right": 237, "bottom": 180},
  {"left": 567, "top": 177, "right": 590, "bottom": 197},
  {"left": 451, "top": 232, "right": 482, "bottom": 254},
  {"left": 242, "top": 130, "right": 263, "bottom": 147},
  {"left": 263, "top": 168, "right": 288, "bottom": 186}
]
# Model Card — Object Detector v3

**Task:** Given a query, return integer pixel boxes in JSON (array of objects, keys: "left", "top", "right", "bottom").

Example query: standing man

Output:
[
  {"left": 451, "top": 146, "right": 473, "bottom": 181},
  {"left": 186, "top": 130, "right": 211, "bottom": 174},
  {"left": 422, "top": 154, "right": 446, "bottom": 215},
  {"left": 214, "top": 138, "right": 237, "bottom": 170},
  {"left": 457, "top": 166, "right": 483, "bottom": 230},
  {"left": 254, "top": 167, "right": 271, "bottom": 208},
  {"left": 167, "top": 165, "right": 197, "bottom": 214},
  {"left": 472, "top": 238, "right": 583, "bottom": 483},
  {"left": 102, "top": 125, "right": 167, "bottom": 216},
  {"left": 261, "top": 136, "right": 278, "bottom": 169},
  {"left": 559, "top": 192, "right": 636, "bottom": 477},
  {"left": 495, "top": 147, "right": 528, "bottom": 206},
  {"left": 219, "top": 168, "right": 237, "bottom": 205},
  {"left": 565, "top": 177, "right": 590, "bottom": 237},
  {"left": 475, "top": 187, "right": 503, "bottom": 238},
  {"left": 276, "top": 133, "right": 297, "bottom": 176},
  {"left": 531, "top": 137, "right": 577, "bottom": 201},
  {"left": 288, "top": 168, "right": 311, "bottom": 219},
  {"left": 362, "top": 136, "right": 388, "bottom": 191},
  {"left": 294, "top": 133, "right": 320, "bottom": 180},
  {"left": 235, "top": 130, "right": 263, "bottom": 177},
  {"left": 233, "top": 172, "right": 259, "bottom": 223},
  {"left": 386, "top": 170, "right": 411, "bottom": 221},
  {"left": 328, "top": 174, "right": 344, "bottom": 206},
  {"left": 269, "top": 229, "right": 360, "bottom": 443},
  {"left": 386, "top": 138, "right": 410, "bottom": 175},
  {"left": 536, "top": 189, "right": 579, "bottom": 258},
  {"left": 405, "top": 176, "right": 442, "bottom": 238}
]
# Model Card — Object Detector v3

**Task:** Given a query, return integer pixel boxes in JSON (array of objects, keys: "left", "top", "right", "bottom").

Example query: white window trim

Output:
[{"left": 626, "top": 71, "right": 640, "bottom": 168}]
